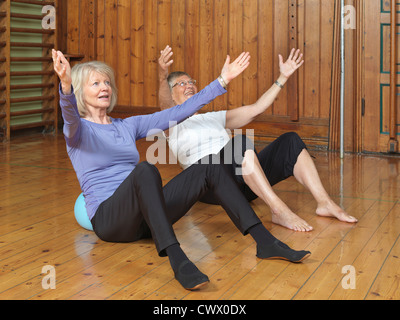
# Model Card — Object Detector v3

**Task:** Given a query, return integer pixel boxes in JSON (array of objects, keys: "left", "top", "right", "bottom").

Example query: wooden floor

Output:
[{"left": 1, "top": 132, "right": 400, "bottom": 300}]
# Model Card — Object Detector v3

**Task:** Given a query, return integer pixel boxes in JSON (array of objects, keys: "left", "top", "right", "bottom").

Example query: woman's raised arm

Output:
[{"left": 52, "top": 49, "right": 72, "bottom": 95}]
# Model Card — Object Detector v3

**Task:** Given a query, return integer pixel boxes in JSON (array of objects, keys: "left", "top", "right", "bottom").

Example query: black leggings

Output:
[
  {"left": 91, "top": 161, "right": 262, "bottom": 257},
  {"left": 200, "top": 132, "right": 307, "bottom": 204}
]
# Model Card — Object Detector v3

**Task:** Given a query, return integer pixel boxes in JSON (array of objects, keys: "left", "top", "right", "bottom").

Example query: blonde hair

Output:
[{"left": 71, "top": 61, "right": 118, "bottom": 117}]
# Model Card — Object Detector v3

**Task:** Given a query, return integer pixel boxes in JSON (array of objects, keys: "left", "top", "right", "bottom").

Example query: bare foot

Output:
[
  {"left": 316, "top": 200, "right": 358, "bottom": 223},
  {"left": 271, "top": 207, "right": 313, "bottom": 232}
]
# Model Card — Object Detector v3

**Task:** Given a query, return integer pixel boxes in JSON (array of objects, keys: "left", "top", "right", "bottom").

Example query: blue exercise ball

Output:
[{"left": 74, "top": 193, "right": 93, "bottom": 231}]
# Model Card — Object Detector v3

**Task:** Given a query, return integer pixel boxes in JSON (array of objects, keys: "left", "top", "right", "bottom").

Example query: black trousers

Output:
[
  {"left": 91, "top": 161, "right": 261, "bottom": 257},
  {"left": 200, "top": 132, "right": 307, "bottom": 204}
]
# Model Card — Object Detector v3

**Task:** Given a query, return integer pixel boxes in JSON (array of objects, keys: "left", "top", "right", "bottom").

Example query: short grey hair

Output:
[
  {"left": 71, "top": 61, "right": 118, "bottom": 117},
  {"left": 167, "top": 71, "right": 192, "bottom": 91}
]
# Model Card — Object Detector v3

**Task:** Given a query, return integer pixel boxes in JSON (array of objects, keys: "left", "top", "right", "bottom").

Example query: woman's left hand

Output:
[{"left": 279, "top": 48, "right": 304, "bottom": 79}]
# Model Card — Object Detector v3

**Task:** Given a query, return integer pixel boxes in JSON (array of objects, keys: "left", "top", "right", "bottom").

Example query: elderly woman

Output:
[
  {"left": 158, "top": 46, "right": 357, "bottom": 233},
  {"left": 53, "top": 49, "right": 310, "bottom": 291}
]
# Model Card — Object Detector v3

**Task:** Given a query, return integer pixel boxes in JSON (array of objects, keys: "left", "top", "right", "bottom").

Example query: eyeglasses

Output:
[{"left": 172, "top": 79, "right": 197, "bottom": 88}]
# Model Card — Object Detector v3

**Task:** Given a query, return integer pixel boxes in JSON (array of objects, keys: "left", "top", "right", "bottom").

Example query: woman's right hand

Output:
[
  {"left": 52, "top": 49, "right": 72, "bottom": 94},
  {"left": 220, "top": 52, "right": 250, "bottom": 85},
  {"left": 158, "top": 45, "right": 174, "bottom": 81}
]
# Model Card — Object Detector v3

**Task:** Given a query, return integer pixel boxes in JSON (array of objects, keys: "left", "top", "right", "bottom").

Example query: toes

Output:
[
  {"left": 344, "top": 215, "right": 358, "bottom": 223},
  {"left": 337, "top": 212, "right": 358, "bottom": 223},
  {"left": 293, "top": 223, "right": 313, "bottom": 232}
]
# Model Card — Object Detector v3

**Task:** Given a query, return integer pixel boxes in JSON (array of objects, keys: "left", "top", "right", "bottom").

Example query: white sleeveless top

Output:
[{"left": 168, "top": 111, "right": 231, "bottom": 169}]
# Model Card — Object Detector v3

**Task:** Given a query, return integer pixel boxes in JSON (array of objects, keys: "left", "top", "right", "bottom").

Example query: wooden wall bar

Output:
[
  {"left": 63, "top": 0, "right": 339, "bottom": 149},
  {"left": 0, "top": 0, "right": 11, "bottom": 141}
]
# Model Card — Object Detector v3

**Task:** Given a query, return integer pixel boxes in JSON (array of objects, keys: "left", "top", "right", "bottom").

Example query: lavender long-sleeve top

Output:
[{"left": 60, "top": 79, "right": 226, "bottom": 220}]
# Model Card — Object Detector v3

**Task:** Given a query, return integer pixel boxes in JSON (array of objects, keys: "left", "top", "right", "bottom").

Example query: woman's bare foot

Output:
[
  {"left": 271, "top": 206, "right": 313, "bottom": 232},
  {"left": 316, "top": 200, "right": 358, "bottom": 223}
]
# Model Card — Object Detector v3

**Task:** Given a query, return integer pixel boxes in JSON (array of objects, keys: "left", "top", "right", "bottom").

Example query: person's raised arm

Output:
[
  {"left": 136, "top": 51, "right": 251, "bottom": 139},
  {"left": 52, "top": 49, "right": 81, "bottom": 143},
  {"left": 158, "top": 45, "right": 175, "bottom": 110},
  {"left": 52, "top": 49, "right": 72, "bottom": 95},
  {"left": 157, "top": 46, "right": 250, "bottom": 110},
  {"left": 225, "top": 48, "right": 304, "bottom": 130}
]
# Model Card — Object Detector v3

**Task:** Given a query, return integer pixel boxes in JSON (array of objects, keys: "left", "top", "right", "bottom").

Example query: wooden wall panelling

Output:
[
  {"left": 56, "top": 0, "right": 67, "bottom": 52},
  {"left": 355, "top": 0, "right": 365, "bottom": 153},
  {"left": 257, "top": 0, "right": 274, "bottom": 117},
  {"left": 213, "top": 0, "right": 228, "bottom": 111},
  {"left": 198, "top": 0, "right": 214, "bottom": 112},
  {"left": 66, "top": 0, "right": 79, "bottom": 55},
  {"left": 297, "top": 0, "right": 305, "bottom": 120},
  {"left": 288, "top": 0, "right": 299, "bottom": 121},
  {"left": 78, "top": 0, "right": 96, "bottom": 61},
  {"left": 228, "top": 0, "right": 243, "bottom": 110},
  {"left": 185, "top": 0, "right": 200, "bottom": 86},
  {"left": 64, "top": 0, "right": 340, "bottom": 150},
  {"left": 130, "top": 0, "right": 144, "bottom": 107},
  {"left": 389, "top": 0, "right": 399, "bottom": 152},
  {"left": 104, "top": 0, "right": 117, "bottom": 70},
  {"left": 170, "top": 0, "right": 185, "bottom": 73},
  {"left": 303, "top": 0, "right": 319, "bottom": 119},
  {"left": 117, "top": 0, "right": 130, "bottom": 106},
  {"left": 329, "top": 0, "right": 360, "bottom": 153},
  {"left": 273, "top": 0, "right": 289, "bottom": 116},
  {"left": 320, "top": 0, "right": 335, "bottom": 120},
  {"left": 144, "top": 0, "right": 157, "bottom": 107},
  {"left": 157, "top": 0, "right": 172, "bottom": 110},
  {"left": 243, "top": 0, "right": 258, "bottom": 107},
  {"left": 363, "top": 0, "right": 381, "bottom": 152},
  {"left": 96, "top": 0, "right": 104, "bottom": 61},
  {"left": 362, "top": 0, "right": 400, "bottom": 153},
  {"left": 380, "top": 19, "right": 400, "bottom": 151},
  {"left": 329, "top": 0, "right": 341, "bottom": 151},
  {"left": 321, "top": 0, "right": 357, "bottom": 152},
  {"left": 157, "top": 0, "right": 171, "bottom": 51},
  {"left": 343, "top": 0, "right": 356, "bottom": 152}
]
